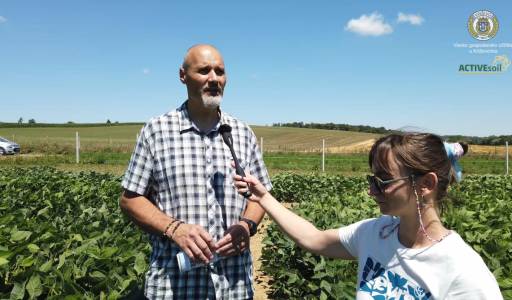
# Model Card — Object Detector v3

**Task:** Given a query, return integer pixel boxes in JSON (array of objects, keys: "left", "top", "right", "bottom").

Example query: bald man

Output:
[{"left": 120, "top": 45, "right": 271, "bottom": 299}]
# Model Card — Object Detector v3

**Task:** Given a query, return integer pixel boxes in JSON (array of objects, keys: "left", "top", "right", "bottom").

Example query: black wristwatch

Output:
[{"left": 240, "top": 218, "right": 258, "bottom": 237}]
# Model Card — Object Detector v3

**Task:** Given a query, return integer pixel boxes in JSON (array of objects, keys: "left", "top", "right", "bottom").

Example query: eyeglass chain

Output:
[{"left": 379, "top": 179, "right": 451, "bottom": 243}]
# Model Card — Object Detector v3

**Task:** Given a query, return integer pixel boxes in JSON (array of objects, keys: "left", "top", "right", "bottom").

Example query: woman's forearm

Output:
[{"left": 259, "top": 193, "right": 324, "bottom": 254}]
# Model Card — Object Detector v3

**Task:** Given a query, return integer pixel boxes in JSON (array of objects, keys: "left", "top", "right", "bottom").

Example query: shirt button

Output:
[
  {"left": 210, "top": 220, "right": 215, "bottom": 226},
  {"left": 207, "top": 158, "right": 211, "bottom": 163}
]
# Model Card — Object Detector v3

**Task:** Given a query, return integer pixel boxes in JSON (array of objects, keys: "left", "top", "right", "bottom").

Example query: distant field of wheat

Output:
[
  {"left": 251, "top": 126, "right": 380, "bottom": 152},
  {"left": 0, "top": 125, "right": 380, "bottom": 154}
]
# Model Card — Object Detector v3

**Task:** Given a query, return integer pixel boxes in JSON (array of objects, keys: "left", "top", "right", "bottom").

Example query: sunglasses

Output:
[{"left": 367, "top": 174, "right": 414, "bottom": 194}]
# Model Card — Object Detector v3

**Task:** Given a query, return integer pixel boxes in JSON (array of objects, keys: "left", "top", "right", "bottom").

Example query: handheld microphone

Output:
[{"left": 219, "top": 124, "right": 252, "bottom": 198}]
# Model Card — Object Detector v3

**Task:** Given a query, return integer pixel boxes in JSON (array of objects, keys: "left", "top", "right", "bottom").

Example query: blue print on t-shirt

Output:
[{"left": 359, "top": 257, "right": 432, "bottom": 300}]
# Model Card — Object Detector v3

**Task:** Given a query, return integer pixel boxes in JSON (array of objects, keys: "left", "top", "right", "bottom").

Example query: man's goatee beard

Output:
[{"left": 202, "top": 95, "right": 222, "bottom": 109}]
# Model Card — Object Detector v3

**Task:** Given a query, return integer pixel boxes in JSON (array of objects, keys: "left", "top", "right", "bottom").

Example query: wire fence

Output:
[{"left": 1, "top": 133, "right": 509, "bottom": 175}]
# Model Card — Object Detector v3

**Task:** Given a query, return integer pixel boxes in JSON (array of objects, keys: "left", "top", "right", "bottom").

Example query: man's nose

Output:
[{"left": 207, "top": 69, "right": 218, "bottom": 82}]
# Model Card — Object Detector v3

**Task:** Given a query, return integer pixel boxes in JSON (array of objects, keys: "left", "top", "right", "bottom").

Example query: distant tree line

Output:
[
  {"left": 273, "top": 122, "right": 511, "bottom": 146},
  {"left": 273, "top": 122, "right": 394, "bottom": 134},
  {"left": 444, "top": 135, "right": 512, "bottom": 146},
  {"left": 0, "top": 122, "right": 144, "bottom": 128}
]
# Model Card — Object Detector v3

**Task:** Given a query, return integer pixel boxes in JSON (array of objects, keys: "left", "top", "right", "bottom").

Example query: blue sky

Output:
[{"left": 0, "top": 1, "right": 510, "bottom": 136}]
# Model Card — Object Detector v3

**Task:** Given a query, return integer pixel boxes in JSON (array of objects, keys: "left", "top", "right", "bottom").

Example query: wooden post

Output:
[
  {"left": 76, "top": 132, "right": 80, "bottom": 164},
  {"left": 506, "top": 141, "right": 509, "bottom": 176},
  {"left": 322, "top": 139, "right": 325, "bottom": 172}
]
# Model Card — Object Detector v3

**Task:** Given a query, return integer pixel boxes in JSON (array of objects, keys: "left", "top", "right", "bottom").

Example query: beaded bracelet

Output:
[
  {"left": 163, "top": 219, "right": 179, "bottom": 238},
  {"left": 170, "top": 221, "right": 184, "bottom": 239}
]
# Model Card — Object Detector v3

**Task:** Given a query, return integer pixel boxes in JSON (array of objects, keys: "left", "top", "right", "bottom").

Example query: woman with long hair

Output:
[{"left": 233, "top": 133, "right": 502, "bottom": 299}]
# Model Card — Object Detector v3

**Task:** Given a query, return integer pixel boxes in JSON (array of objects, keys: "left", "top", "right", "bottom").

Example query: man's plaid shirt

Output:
[{"left": 122, "top": 101, "right": 272, "bottom": 299}]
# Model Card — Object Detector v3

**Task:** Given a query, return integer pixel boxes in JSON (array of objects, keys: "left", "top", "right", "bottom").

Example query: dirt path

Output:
[
  {"left": 252, "top": 203, "right": 294, "bottom": 299},
  {"left": 251, "top": 215, "right": 272, "bottom": 300}
]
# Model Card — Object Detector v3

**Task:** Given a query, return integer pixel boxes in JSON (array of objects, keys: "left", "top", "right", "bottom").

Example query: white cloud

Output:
[
  {"left": 397, "top": 12, "right": 424, "bottom": 25},
  {"left": 142, "top": 68, "right": 150, "bottom": 75},
  {"left": 345, "top": 12, "right": 393, "bottom": 37},
  {"left": 0, "top": 16, "right": 7, "bottom": 23}
]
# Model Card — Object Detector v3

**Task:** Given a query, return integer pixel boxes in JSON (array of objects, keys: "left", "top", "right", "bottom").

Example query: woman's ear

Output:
[{"left": 420, "top": 172, "right": 438, "bottom": 197}]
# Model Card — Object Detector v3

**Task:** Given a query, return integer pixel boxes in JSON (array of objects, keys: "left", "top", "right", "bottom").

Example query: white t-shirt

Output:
[{"left": 338, "top": 216, "right": 503, "bottom": 300}]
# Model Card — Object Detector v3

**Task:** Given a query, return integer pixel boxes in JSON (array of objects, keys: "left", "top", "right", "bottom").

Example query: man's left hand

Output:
[{"left": 215, "top": 223, "right": 250, "bottom": 257}]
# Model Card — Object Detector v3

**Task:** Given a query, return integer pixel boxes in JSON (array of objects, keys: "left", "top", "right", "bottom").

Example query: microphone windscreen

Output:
[
  {"left": 219, "top": 124, "right": 232, "bottom": 134},
  {"left": 219, "top": 124, "right": 233, "bottom": 145}
]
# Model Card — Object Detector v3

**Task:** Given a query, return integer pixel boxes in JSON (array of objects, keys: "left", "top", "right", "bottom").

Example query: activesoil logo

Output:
[{"left": 458, "top": 55, "right": 510, "bottom": 74}]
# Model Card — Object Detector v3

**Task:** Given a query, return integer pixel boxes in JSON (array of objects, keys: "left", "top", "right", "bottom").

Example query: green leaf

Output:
[
  {"left": 501, "top": 277, "right": 512, "bottom": 289},
  {"left": 37, "top": 207, "right": 49, "bottom": 217},
  {"left": 40, "top": 231, "right": 54, "bottom": 241},
  {"left": 20, "top": 256, "right": 35, "bottom": 267},
  {"left": 57, "top": 252, "right": 69, "bottom": 269},
  {"left": 26, "top": 274, "right": 42, "bottom": 299},
  {"left": 10, "top": 281, "right": 26, "bottom": 300},
  {"left": 39, "top": 260, "right": 53, "bottom": 272},
  {"left": 120, "top": 278, "right": 133, "bottom": 292},
  {"left": 319, "top": 291, "right": 328, "bottom": 300},
  {"left": 320, "top": 280, "right": 332, "bottom": 293},
  {"left": 0, "top": 256, "right": 9, "bottom": 267},
  {"left": 107, "top": 291, "right": 120, "bottom": 300},
  {"left": 101, "top": 247, "right": 118, "bottom": 258},
  {"left": 10, "top": 230, "right": 32, "bottom": 242},
  {"left": 134, "top": 253, "right": 146, "bottom": 275},
  {"left": 286, "top": 273, "right": 299, "bottom": 284},
  {"left": 90, "top": 270, "right": 106, "bottom": 280},
  {"left": 27, "top": 244, "right": 40, "bottom": 253}
]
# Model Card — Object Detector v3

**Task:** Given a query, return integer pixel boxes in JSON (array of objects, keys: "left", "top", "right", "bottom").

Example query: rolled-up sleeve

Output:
[
  {"left": 122, "top": 125, "right": 154, "bottom": 196},
  {"left": 248, "top": 129, "right": 272, "bottom": 192}
]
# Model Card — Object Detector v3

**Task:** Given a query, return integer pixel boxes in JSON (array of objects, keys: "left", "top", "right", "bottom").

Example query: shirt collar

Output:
[{"left": 178, "top": 100, "right": 229, "bottom": 135}]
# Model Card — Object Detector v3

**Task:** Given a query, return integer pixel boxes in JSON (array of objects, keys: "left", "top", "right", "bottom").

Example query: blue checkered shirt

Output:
[{"left": 122, "top": 101, "right": 272, "bottom": 299}]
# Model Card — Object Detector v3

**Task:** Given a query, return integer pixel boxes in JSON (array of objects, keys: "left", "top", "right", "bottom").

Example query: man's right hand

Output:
[{"left": 171, "top": 223, "right": 216, "bottom": 264}]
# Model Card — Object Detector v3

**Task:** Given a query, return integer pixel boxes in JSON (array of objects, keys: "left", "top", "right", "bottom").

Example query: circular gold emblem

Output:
[{"left": 468, "top": 10, "right": 499, "bottom": 41}]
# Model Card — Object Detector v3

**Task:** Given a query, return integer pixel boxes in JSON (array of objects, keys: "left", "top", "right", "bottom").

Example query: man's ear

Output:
[
  {"left": 420, "top": 172, "right": 438, "bottom": 197},
  {"left": 179, "top": 67, "right": 186, "bottom": 84}
]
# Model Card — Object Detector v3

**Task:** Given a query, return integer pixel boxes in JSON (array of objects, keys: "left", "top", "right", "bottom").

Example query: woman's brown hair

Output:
[{"left": 369, "top": 133, "right": 456, "bottom": 209}]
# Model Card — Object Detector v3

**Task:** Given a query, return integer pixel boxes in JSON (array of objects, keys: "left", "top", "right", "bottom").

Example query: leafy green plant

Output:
[
  {"left": 264, "top": 174, "right": 512, "bottom": 298},
  {"left": 0, "top": 167, "right": 149, "bottom": 299}
]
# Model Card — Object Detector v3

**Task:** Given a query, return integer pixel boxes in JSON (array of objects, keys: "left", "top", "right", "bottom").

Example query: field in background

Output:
[
  {"left": 0, "top": 125, "right": 142, "bottom": 154},
  {"left": 0, "top": 125, "right": 380, "bottom": 154},
  {"left": 0, "top": 125, "right": 509, "bottom": 176},
  {"left": 251, "top": 126, "right": 380, "bottom": 153}
]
